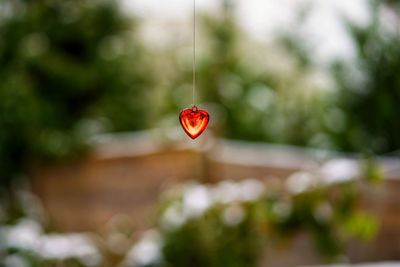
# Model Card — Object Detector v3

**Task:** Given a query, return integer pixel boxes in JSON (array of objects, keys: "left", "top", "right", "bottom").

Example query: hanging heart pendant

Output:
[{"left": 179, "top": 105, "right": 210, "bottom": 139}]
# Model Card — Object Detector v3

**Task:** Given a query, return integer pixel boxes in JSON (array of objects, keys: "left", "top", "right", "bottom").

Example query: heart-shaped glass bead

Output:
[{"left": 179, "top": 105, "right": 210, "bottom": 139}]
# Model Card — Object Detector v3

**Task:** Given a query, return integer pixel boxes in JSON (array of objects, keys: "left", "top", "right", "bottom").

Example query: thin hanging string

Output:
[{"left": 192, "top": 0, "right": 196, "bottom": 106}]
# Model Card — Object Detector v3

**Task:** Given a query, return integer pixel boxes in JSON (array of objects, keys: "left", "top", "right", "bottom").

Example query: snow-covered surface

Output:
[
  {"left": 125, "top": 230, "right": 163, "bottom": 266},
  {"left": 92, "top": 130, "right": 400, "bottom": 184},
  {"left": 209, "top": 139, "right": 324, "bottom": 170},
  {"left": 0, "top": 219, "right": 100, "bottom": 265},
  {"left": 160, "top": 179, "right": 264, "bottom": 230}
]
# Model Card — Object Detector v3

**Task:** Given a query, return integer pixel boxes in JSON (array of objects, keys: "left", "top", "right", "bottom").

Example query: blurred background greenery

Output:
[
  {"left": 1, "top": 0, "right": 399, "bottom": 182},
  {"left": 0, "top": 0, "right": 399, "bottom": 266},
  {"left": 0, "top": 0, "right": 155, "bottom": 186}
]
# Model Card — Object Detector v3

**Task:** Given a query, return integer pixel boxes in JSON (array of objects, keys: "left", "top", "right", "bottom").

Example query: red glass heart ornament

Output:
[{"left": 179, "top": 105, "right": 210, "bottom": 139}]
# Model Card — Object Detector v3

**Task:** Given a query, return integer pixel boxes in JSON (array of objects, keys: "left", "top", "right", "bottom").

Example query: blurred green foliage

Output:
[
  {"left": 1, "top": 0, "right": 399, "bottom": 186},
  {"left": 330, "top": 1, "right": 400, "bottom": 154},
  {"left": 0, "top": 1, "right": 390, "bottom": 266},
  {"left": 148, "top": 179, "right": 377, "bottom": 267},
  {"left": 0, "top": 176, "right": 379, "bottom": 267},
  {"left": 161, "top": 204, "right": 261, "bottom": 267},
  {"left": 0, "top": 0, "right": 153, "bottom": 185},
  {"left": 162, "top": 0, "right": 400, "bottom": 155},
  {"left": 163, "top": 0, "right": 327, "bottom": 146}
]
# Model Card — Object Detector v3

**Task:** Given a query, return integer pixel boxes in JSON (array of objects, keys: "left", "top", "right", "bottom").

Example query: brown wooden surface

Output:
[{"left": 32, "top": 148, "right": 202, "bottom": 231}]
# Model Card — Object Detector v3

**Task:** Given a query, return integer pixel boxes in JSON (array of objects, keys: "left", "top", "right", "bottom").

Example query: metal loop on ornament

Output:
[{"left": 191, "top": 105, "right": 198, "bottom": 112}]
